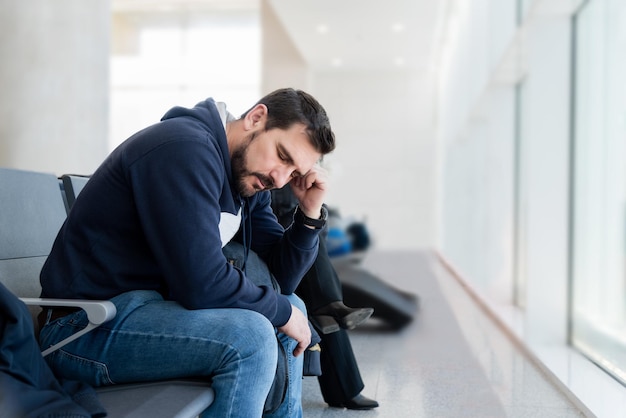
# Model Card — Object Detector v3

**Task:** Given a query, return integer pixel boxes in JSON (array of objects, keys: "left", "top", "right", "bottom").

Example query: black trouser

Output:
[
  {"left": 296, "top": 239, "right": 365, "bottom": 403},
  {"left": 271, "top": 185, "right": 366, "bottom": 403}
]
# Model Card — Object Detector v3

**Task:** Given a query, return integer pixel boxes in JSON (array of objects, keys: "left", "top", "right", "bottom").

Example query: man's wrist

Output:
[{"left": 294, "top": 205, "right": 328, "bottom": 229}]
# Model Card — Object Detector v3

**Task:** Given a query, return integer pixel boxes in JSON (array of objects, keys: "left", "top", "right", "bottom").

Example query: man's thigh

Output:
[{"left": 39, "top": 290, "right": 276, "bottom": 386}]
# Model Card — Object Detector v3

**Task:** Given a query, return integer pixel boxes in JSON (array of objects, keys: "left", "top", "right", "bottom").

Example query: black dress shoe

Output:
[
  {"left": 309, "top": 314, "right": 340, "bottom": 334},
  {"left": 329, "top": 394, "right": 379, "bottom": 410},
  {"left": 312, "top": 301, "right": 374, "bottom": 330}
]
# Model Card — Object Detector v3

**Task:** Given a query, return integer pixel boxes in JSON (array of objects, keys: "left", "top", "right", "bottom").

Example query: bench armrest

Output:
[{"left": 21, "top": 298, "right": 117, "bottom": 356}]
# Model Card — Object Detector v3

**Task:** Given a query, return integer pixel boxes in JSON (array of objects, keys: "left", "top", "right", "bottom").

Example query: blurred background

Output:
[{"left": 1, "top": 0, "right": 626, "bottom": 407}]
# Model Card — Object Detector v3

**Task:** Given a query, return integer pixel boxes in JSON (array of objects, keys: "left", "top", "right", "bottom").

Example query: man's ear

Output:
[{"left": 244, "top": 104, "right": 267, "bottom": 131}]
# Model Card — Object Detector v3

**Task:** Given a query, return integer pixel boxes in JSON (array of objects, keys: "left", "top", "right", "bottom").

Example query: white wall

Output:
[
  {"left": 438, "top": 0, "right": 518, "bottom": 301},
  {"left": 261, "top": 2, "right": 309, "bottom": 93},
  {"left": 311, "top": 70, "right": 438, "bottom": 250},
  {"left": 261, "top": 1, "right": 440, "bottom": 251},
  {"left": 0, "top": 0, "right": 111, "bottom": 175},
  {"left": 438, "top": 0, "right": 575, "bottom": 341}
]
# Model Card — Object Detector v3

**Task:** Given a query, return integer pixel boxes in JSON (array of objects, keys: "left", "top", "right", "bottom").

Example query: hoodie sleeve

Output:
[
  {"left": 248, "top": 191, "right": 321, "bottom": 295},
  {"left": 128, "top": 137, "right": 292, "bottom": 326}
]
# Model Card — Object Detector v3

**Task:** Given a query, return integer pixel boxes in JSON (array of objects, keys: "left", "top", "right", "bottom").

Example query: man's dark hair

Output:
[{"left": 242, "top": 88, "right": 336, "bottom": 155}]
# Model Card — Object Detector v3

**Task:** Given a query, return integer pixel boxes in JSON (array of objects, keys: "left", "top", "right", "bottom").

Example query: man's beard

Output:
[{"left": 231, "top": 133, "right": 275, "bottom": 197}]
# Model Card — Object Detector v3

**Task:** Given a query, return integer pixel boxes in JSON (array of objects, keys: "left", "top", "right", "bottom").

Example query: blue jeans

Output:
[
  {"left": 264, "top": 293, "right": 304, "bottom": 418},
  {"left": 39, "top": 291, "right": 305, "bottom": 418}
]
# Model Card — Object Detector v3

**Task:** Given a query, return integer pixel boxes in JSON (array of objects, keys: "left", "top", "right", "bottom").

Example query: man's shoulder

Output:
[{"left": 118, "top": 119, "right": 223, "bottom": 164}]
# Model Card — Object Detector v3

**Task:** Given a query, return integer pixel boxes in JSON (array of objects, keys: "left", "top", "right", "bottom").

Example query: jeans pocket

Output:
[
  {"left": 38, "top": 311, "right": 86, "bottom": 350},
  {"left": 48, "top": 349, "right": 115, "bottom": 386},
  {"left": 40, "top": 311, "right": 115, "bottom": 386}
]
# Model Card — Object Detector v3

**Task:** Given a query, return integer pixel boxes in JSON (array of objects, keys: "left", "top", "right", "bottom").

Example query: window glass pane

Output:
[
  {"left": 110, "top": 9, "right": 260, "bottom": 151},
  {"left": 572, "top": 0, "right": 626, "bottom": 384}
]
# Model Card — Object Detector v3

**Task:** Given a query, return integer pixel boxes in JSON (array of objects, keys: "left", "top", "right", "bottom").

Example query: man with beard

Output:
[{"left": 38, "top": 88, "right": 336, "bottom": 417}]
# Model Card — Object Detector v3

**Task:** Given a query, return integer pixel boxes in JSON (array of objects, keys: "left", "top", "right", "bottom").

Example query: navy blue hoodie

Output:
[{"left": 40, "top": 98, "right": 320, "bottom": 326}]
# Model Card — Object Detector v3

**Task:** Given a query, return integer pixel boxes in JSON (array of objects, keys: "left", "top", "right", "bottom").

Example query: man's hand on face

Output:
[
  {"left": 289, "top": 165, "right": 328, "bottom": 219},
  {"left": 277, "top": 305, "right": 312, "bottom": 356}
]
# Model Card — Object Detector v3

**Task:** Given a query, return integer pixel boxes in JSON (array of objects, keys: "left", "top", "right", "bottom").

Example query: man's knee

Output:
[
  {"left": 233, "top": 309, "right": 275, "bottom": 340},
  {"left": 227, "top": 310, "right": 277, "bottom": 362}
]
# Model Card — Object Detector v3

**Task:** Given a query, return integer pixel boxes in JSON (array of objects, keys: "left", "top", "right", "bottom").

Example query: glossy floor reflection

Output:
[{"left": 301, "top": 251, "right": 591, "bottom": 417}]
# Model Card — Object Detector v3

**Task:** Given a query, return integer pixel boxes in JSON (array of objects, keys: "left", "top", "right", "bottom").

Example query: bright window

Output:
[
  {"left": 571, "top": 0, "right": 626, "bottom": 384},
  {"left": 109, "top": 9, "right": 260, "bottom": 151}
]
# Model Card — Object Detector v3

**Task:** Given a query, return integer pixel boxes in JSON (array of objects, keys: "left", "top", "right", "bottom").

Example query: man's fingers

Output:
[
  {"left": 293, "top": 339, "right": 309, "bottom": 357},
  {"left": 279, "top": 305, "right": 312, "bottom": 357}
]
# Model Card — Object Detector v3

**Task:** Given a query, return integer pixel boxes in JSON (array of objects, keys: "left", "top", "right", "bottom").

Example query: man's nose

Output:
[{"left": 271, "top": 167, "right": 292, "bottom": 189}]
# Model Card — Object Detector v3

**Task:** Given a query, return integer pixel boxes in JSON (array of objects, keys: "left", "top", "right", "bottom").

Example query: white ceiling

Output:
[
  {"left": 267, "top": 0, "right": 451, "bottom": 72},
  {"left": 113, "top": 0, "right": 451, "bottom": 73}
]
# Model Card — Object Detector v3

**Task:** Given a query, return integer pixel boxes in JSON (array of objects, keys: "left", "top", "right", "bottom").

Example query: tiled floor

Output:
[{"left": 301, "top": 250, "right": 592, "bottom": 417}]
